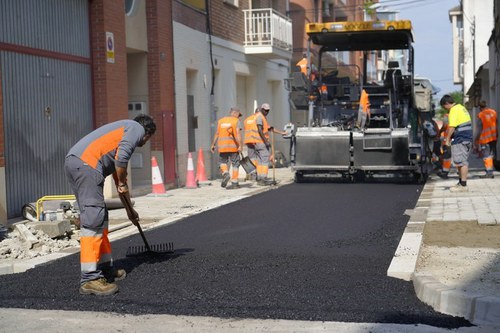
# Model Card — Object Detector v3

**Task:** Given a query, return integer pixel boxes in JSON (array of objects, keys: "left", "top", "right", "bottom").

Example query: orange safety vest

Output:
[
  {"left": 478, "top": 108, "right": 498, "bottom": 144},
  {"left": 359, "top": 89, "right": 370, "bottom": 115},
  {"left": 216, "top": 116, "right": 239, "bottom": 152},
  {"left": 244, "top": 113, "right": 269, "bottom": 144},
  {"left": 296, "top": 58, "right": 308, "bottom": 75}
]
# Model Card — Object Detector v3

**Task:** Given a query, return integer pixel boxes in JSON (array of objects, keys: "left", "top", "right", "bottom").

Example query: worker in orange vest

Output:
[
  {"left": 436, "top": 113, "right": 452, "bottom": 178},
  {"left": 474, "top": 101, "right": 497, "bottom": 178},
  {"left": 210, "top": 107, "right": 242, "bottom": 189},
  {"left": 296, "top": 54, "right": 308, "bottom": 76},
  {"left": 243, "top": 108, "right": 260, "bottom": 180},
  {"left": 356, "top": 89, "right": 370, "bottom": 129}
]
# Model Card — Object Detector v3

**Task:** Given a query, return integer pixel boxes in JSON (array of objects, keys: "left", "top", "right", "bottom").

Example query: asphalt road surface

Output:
[{"left": 0, "top": 182, "right": 472, "bottom": 329}]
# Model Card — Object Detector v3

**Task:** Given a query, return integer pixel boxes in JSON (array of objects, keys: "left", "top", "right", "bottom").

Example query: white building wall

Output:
[
  {"left": 173, "top": 22, "right": 291, "bottom": 173},
  {"left": 462, "top": 0, "right": 494, "bottom": 101}
]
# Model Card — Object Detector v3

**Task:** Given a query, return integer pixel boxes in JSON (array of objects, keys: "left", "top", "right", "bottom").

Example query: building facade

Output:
[{"left": 0, "top": 0, "right": 292, "bottom": 221}]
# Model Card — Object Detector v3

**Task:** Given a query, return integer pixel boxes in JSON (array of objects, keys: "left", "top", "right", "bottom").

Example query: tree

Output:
[{"left": 434, "top": 90, "right": 464, "bottom": 119}]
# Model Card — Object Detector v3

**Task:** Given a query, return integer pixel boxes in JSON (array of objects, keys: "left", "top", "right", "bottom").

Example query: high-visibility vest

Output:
[
  {"left": 244, "top": 113, "right": 269, "bottom": 144},
  {"left": 216, "top": 116, "right": 239, "bottom": 152},
  {"left": 359, "top": 89, "right": 370, "bottom": 115},
  {"left": 296, "top": 58, "right": 308, "bottom": 75},
  {"left": 478, "top": 108, "right": 497, "bottom": 144}
]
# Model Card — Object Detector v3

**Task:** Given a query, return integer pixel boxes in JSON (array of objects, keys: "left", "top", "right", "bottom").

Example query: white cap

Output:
[{"left": 261, "top": 103, "right": 270, "bottom": 111}]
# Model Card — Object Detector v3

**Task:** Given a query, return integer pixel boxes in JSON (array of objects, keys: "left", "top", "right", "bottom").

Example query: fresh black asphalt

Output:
[{"left": 0, "top": 182, "right": 472, "bottom": 328}]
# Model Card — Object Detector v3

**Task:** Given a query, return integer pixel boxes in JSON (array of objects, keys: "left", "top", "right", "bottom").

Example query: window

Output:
[
  {"left": 124, "top": 0, "right": 138, "bottom": 16},
  {"left": 223, "top": 0, "right": 239, "bottom": 8}
]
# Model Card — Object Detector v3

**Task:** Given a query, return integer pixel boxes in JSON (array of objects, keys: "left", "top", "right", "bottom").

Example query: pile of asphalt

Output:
[{"left": 0, "top": 183, "right": 472, "bottom": 329}]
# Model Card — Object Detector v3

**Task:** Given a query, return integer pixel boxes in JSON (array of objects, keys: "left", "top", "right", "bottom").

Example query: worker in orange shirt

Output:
[
  {"left": 356, "top": 89, "right": 370, "bottom": 129},
  {"left": 296, "top": 54, "right": 308, "bottom": 76},
  {"left": 437, "top": 113, "right": 452, "bottom": 179},
  {"left": 474, "top": 101, "right": 497, "bottom": 178},
  {"left": 211, "top": 107, "right": 243, "bottom": 189}
]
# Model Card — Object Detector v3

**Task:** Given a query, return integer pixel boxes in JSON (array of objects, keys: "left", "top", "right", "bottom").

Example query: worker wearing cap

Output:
[
  {"left": 211, "top": 107, "right": 242, "bottom": 189},
  {"left": 474, "top": 101, "right": 497, "bottom": 178},
  {"left": 65, "top": 114, "right": 156, "bottom": 296},
  {"left": 253, "top": 103, "right": 275, "bottom": 185},
  {"left": 243, "top": 107, "right": 261, "bottom": 180}
]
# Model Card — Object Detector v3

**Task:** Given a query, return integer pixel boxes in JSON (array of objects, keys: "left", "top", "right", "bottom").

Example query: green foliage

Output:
[
  {"left": 434, "top": 90, "right": 464, "bottom": 119},
  {"left": 364, "top": 0, "right": 376, "bottom": 16}
]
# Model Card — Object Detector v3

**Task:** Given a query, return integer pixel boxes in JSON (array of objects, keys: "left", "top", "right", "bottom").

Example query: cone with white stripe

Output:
[
  {"left": 151, "top": 156, "right": 166, "bottom": 194},
  {"left": 185, "top": 152, "right": 197, "bottom": 189}
]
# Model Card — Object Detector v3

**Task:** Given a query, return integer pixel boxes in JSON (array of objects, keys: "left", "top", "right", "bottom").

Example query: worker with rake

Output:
[{"left": 64, "top": 114, "right": 156, "bottom": 296}]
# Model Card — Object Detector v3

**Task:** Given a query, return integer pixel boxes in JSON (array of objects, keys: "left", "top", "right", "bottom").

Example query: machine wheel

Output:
[{"left": 22, "top": 203, "right": 37, "bottom": 221}]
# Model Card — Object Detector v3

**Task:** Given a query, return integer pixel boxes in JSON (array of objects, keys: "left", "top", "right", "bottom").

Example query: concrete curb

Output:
[{"left": 413, "top": 273, "right": 500, "bottom": 326}]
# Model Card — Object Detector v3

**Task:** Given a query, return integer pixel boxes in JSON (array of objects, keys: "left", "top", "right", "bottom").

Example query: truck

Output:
[{"left": 286, "top": 20, "right": 435, "bottom": 182}]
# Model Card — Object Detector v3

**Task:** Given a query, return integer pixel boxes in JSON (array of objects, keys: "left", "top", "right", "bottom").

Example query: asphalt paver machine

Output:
[{"left": 287, "top": 20, "right": 432, "bottom": 182}]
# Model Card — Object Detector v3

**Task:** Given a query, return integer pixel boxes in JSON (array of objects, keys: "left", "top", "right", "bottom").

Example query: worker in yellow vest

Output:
[
  {"left": 440, "top": 95, "right": 473, "bottom": 192},
  {"left": 474, "top": 101, "right": 498, "bottom": 178},
  {"left": 210, "top": 107, "right": 242, "bottom": 189}
]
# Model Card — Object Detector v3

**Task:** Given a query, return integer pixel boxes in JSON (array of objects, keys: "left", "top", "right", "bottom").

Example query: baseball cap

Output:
[
  {"left": 230, "top": 107, "right": 242, "bottom": 117},
  {"left": 261, "top": 103, "right": 270, "bottom": 111}
]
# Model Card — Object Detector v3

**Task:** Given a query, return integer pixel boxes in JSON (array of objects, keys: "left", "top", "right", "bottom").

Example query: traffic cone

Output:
[
  {"left": 185, "top": 152, "right": 197, "bottom": 189},
  {"left": 151, "top": 156, "right": 166, "bottom": 194},
  {"left": 195, "top": 148, "right": 208, "bottom": 182}
]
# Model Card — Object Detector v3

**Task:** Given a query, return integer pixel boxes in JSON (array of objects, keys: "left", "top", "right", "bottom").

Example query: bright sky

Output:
[{"left": 381, "top": 0, "right": 461, "bottom": 97}]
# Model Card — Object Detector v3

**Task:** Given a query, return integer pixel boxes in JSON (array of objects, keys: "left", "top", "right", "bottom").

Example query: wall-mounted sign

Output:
[{"left": 106, "top": 32, "right": 115, "bottom": 64}]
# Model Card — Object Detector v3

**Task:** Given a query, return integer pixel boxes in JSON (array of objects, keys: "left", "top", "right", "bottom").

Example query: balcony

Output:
[{"left": 243, "top": 8, "right": 292, "bottom": 60}]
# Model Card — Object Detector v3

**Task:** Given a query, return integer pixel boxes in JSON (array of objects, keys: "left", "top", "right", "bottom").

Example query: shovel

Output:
[
  {"left": 240, "top": 152, "right": 256, "bottom": 175},
  {"left": 119, "top": 192, "right": 174, "bottom": 257}
]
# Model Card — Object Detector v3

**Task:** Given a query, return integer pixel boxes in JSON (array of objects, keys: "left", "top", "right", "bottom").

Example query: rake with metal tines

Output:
[
  {"left": 119, "top": 192, "right": 174, "bottom": 257},
  {"left": 125, "top": 222, "right": 175, "bottom": 257}
]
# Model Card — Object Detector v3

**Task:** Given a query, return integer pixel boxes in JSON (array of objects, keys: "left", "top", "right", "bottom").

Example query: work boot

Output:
[
  {"left": 103, "top": 268, "right": 127, "bottom": 282},
  {"left": 226, "top": 183, "right": 241, "bottom": 190},
  {"left": 450, "top": 184, "right": 468, "bottom": 193},
  {"left": 436, "top": 171, "right": 448, "bottom": 179},
  {"left": 221, "top": 172, "right": 230, "bottom": 188},
  {"left": 79, "top": 278, "right": 119, "bottom": 296},
  {"left": 479, "top": 173, "right": 494, "bottom": 179},
  {"left": 257, "top": 178, "right": 275, "bottom": 186}
]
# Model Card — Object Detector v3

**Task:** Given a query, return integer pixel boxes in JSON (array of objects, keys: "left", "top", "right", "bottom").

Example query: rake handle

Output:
[
  {"left": 134, "top": 222, "right": 152, "bottom": 252},
  {"left": 119, "top": 192, "right": 152, "bottom": 252}
]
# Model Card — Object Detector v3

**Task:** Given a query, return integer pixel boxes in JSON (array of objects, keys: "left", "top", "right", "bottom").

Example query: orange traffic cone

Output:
[
  {"left": 185, "top": 152, "right": 197, "bottom": 189},
  {"left": 195, "top": 148, "right": 208, "bottom": 182},
  {"left": 151, "top": 156, "right": 166, "bottom": 194}
]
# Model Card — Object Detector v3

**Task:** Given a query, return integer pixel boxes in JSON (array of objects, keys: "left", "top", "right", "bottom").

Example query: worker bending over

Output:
[
  {"left": 65, "top": 114, "right": 156, "bottom": 295},
  {"left": 211, "top": 107, "right": 242, "bottom": 189}
]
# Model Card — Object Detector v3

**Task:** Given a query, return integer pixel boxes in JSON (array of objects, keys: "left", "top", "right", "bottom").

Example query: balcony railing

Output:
[{"left": 243, "top": 8, "right": 292, "bottom": 58}]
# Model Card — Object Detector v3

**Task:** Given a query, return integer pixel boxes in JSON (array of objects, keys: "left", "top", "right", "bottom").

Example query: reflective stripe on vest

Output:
[
  {"left": 217, "top": 117, "right": 239, "bottom": 152},
  {"left": 478, "top": 109, "right": 498, "bottom": 144}
]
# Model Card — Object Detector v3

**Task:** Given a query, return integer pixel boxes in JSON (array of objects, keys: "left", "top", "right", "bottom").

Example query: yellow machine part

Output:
[
  {"left": 36, "top": 195, "right": 76, "bottom": 221},
  {"left": 306, "top": 20, "right": 412, "bottom": 34}
]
